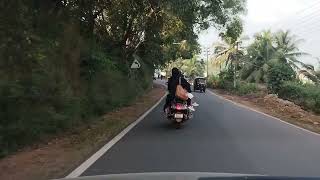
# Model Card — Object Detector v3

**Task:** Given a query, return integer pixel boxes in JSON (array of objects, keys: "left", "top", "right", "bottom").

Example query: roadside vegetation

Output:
[
  {"left": 208, "top": 29, "right": 320, "bottom": 114},
  {"left": 164, "top": 56, "right": 206, "bottom": 79},
  {"left": 0, "top": 1, "right": 246, "bottom": 157},
  {"left": 0, "top": 85, "right": 166, "bottom": 180},
  {"left": 278, "top": 82, "right": 320, "bottom": 114}
]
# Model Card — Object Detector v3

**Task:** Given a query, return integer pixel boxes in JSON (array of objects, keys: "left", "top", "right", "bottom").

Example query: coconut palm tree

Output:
[
  {"left": 240, "top": 30, "right": 274, "bottom": 82},
  {"left": 181, "top": 56, "right": 205, "bottom": 78},
  {"left": 164, "top": 56, "right": 205, "bottom": 78},
  {"left": 213, "top": 33, "right": 247, "bottom": 69},
  {"left": 316, "top": 59, "right": 320, "bottom": 79},
  {"left": 213, "top": 17, "right": 246, "bottom": 68},
  {"left": 273, "top": 30, "right": 309, "bottom": 69},
  {"left": 240, "top": 30, "right": 308, "bottom": 83}
]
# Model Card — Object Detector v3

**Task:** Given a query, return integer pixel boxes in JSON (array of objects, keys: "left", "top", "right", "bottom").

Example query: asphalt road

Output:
[{"left": 81, "top": 89, "right": 320, "bottom": 177}]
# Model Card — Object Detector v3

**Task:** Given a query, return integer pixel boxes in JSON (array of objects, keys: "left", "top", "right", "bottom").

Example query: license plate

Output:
[{"left": 174, "top": 114, "right": 183, "bottom": 119}]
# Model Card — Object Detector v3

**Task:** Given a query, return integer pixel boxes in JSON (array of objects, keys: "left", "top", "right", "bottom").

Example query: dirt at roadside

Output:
[
  {"left": 0, "top": 84, "right": 166, "bottom": 180},
  {"left": 212, "top": 89, "right": 320, "bottom": 134}
]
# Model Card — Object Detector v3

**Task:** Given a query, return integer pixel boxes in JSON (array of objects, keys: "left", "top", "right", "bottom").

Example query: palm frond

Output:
[
  {"left": 255, "top": 69, "right": 264, "bottom": 83},
  {"left": 288, "top": 61, "right": 300, "bottom": 70},
  {"left": 286, "top": 52, "right": 309, "bottom": 57},
  {"left": 262, "top": 63, "right": 270, "bottom": 72},
  {"left": 302, "top": 64, "right": 315, "bottom": 71},
  {"left": 246, "top": 70, "right": 258, "bottom": 82}
]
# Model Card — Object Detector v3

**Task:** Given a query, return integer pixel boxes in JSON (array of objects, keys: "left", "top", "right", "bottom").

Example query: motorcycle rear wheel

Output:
[{"left": 175, "top": 122, "right": 182, "bottom": 129}]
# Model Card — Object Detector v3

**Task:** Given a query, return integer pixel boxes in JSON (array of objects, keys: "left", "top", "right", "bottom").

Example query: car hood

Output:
[{"left": 57, "top": 172, "right": 262, "bottom": 180}]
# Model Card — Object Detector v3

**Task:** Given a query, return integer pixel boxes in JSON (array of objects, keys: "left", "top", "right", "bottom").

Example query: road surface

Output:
[{"left": 80, "top": 86, "right": 320, "bottom": 177}]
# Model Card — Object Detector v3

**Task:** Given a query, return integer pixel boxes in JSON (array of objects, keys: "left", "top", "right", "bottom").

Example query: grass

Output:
[{"left": 234, "top": 82, "right": 258, "bottom": 96}]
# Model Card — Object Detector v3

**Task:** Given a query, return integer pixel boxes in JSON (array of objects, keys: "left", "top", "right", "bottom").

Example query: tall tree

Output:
[
  {"left": 164, "top": 56, "right": 205, "bottom": 78},
  {"left": 241, "top": 30, "right": 309, "bottom": 83},
  {"left": 273, "top": 30, "right": 309, "bottom": 69},
  {"left": 240, "top": 30, "right": 274, "bottom": 82},
  {"left": 181, "top": 57, "right": 205, "bottom": 78},
  {"left": 316, "top": 60, "right": 320, "bottom": 79},
  {"left": 213, "top": 17, "right": 244, "bottom": 69},
  {"left": 0, "top": 0, "right": 247, "bottom": 156}
]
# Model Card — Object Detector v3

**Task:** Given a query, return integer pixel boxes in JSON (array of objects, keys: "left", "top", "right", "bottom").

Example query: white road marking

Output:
[
  {"left": 66, "top": 93, "right": 167, "bottom": 178},
  {"left": 208, "top": 89, "right": 320, "bottom": 137}
]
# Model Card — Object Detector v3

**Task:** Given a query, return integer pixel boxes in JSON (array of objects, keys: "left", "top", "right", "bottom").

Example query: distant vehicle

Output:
[{"left": 193, "top": 77, "right": 206, "bottom": 92}]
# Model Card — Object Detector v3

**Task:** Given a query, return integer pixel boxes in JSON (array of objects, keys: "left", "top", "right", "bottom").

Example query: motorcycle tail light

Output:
[{"left": 175, "top": 103, "right": 186, "bottom": 110}]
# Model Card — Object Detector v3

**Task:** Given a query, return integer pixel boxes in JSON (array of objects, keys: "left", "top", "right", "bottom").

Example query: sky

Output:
[{"left": 198, "top": 0, "right": 320, "bottom": 67}]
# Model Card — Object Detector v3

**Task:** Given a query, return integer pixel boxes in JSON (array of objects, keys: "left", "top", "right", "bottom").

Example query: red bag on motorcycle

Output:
[{"left": 175, "top": 77, "right": 189, "bottom": 101}]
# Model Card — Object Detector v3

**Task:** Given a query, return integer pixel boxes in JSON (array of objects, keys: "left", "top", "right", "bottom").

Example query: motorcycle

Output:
[{"left": 166, "top": 99, "right": 192, "bottom": 128}]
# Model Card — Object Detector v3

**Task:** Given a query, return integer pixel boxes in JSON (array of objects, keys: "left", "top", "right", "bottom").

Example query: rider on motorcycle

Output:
[{"left": 163, "top": 67, "right": 191, "bottom": 112}]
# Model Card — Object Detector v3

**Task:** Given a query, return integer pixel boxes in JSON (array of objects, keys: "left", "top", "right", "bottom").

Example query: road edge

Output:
[
  {"left": 208, "top": 89, "right": 320, "bottom": 137},
  {"left": 66, "top": 92, "right": 167, "bottom": 178}
]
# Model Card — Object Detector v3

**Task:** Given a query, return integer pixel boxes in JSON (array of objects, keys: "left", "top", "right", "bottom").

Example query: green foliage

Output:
[
  {"left": 207, "top": 75, "right": 220, "bottom": 88},
  {"left": 240, "top": 30, "right": 306, "bottom": 83},
  {"left": 214, "top": 20, "right": 244, "bottom": 70},
  {"left": 267, "top": 63, "right": 295, "bottom": 93},
  {"left": 278, "top": 81, "right": 320, "bottom": 113},
  {"left": 315, "top": 61, "right": 320, "bottom": 80},
  {"left": 0, "top": 0, "right": 246, "bottom": 157},
  {"left": 184, "top": 57, "right": 205, "bottom": 78},
  {"left": 166, "top": 56, "right": 205, "bottom": 78},
  {"left": 217, "top": 67, "right": 235, "bottom": 89},
  {"left": 207, "top": 73, "right": 257, "bottom": 96},
  {"left": 235, "top": 82, "right": 257, "bottom": 95},
  {"left": 219, "top": 67, "right": 234, "bottom": 81},
  {"left": 222, "top": 18, "right": 244, "bottom": 45}
]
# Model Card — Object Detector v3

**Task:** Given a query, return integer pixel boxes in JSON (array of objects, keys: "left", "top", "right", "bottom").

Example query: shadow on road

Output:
[{"left": 154, "top": 119, "right": 194, "bottom": 131}]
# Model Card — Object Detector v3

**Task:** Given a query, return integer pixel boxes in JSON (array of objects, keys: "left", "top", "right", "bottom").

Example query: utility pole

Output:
[
  {"left": 201, "top": 47, "right": 210, "bottom": 77},
  {"left": 267, "top": 41, "right": 269, "bottom": 60},
  {"left": 206, "top": 47, "right": 209, "bottom": 78},
  {"left": 234, "top": 41, "right": 240, "bottom": 88}
]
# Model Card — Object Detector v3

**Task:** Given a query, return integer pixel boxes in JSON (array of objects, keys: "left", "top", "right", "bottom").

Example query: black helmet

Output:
[{"left": 171, "top": 67, "right": 180, "bottom": 78}]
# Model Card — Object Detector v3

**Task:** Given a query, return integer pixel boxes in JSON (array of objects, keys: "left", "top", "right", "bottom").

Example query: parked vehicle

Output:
[
  {"left": 193, "top": 77, "right": 206, "bottom": 92},
  {"left": 166, "top": 99, "right": 191, "bottom": 128}
]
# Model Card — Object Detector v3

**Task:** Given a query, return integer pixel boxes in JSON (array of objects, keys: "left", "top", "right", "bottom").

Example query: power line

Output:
[
  {"left": 295, "top": 27, "right": 320, "bottom": 36},
  {"left": 271, "top": 5, "right": 320, "bottom": 41},
  {"left": 290, "top": 1, "right": 320, "bottom": 16},
  {"left": 290, "top": 26, "right": 320, "bottom": 38},
  {"left": 277, "top": 1, "right": 320, "bottom": 21},
  {"left": 273, "top": 1, "right": 320, "bottom": 29},
  {"left": 285, "top": 12, "right": 320, "bottom": 32},
  {"left": 291, "top": 20, "right": 320, "bottom": 36},
  {"left": 278, "top": 10, "right": 320, "bottom": 31}
]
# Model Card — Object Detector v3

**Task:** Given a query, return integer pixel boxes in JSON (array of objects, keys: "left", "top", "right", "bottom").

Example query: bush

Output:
[
  {"left": 219, "top": 67, "right": 234, "bottom": 82},
  {"left": 0, "top": 42, "right": 152, "bottom": 157},
  {"left": 235, "top": 82, "right": 258, "bottom": 95},
  {"left": 278, "top": 81, "right": 320, "bottom": 113},
  {"left": 207, "top": 75, "right": 219, "bottom": 88},
  {"left": 267, "top": 63, "right": 295, "bottom": 93},
  {"left": 217, "top": 67, "right": 235, "bottom": 90}
]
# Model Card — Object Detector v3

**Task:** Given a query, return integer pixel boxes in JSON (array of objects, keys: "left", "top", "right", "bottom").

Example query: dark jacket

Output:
[
  {"left": 167, "top": 75, "right": 191, "bottom": 95},
  {"left": 164, "top": 74, "right": 191, "bottom": 110}
]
